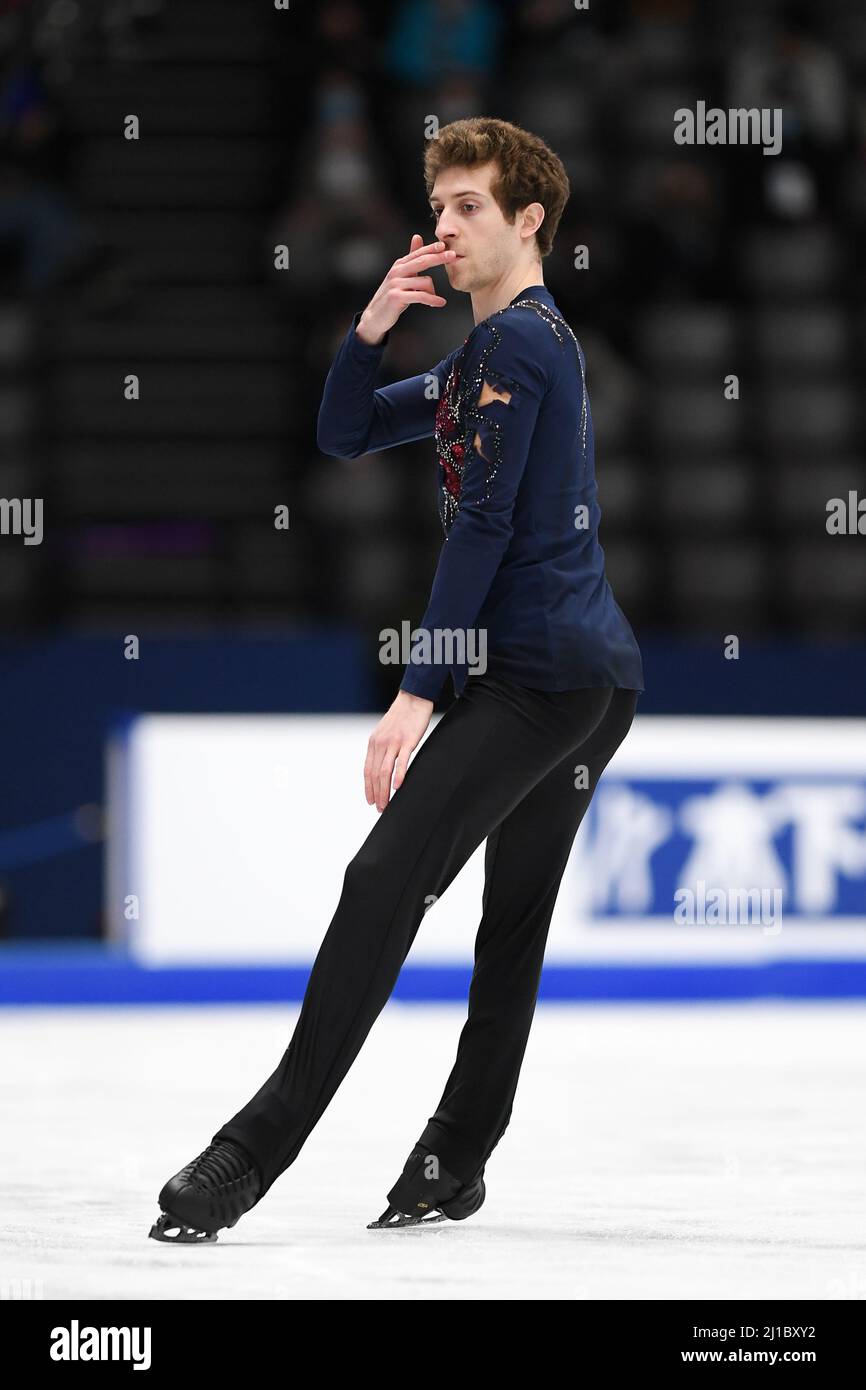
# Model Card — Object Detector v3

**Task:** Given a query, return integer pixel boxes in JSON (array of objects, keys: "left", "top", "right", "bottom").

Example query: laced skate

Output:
[{"left": 148, "top": 1138, "right": 262, "bottom": 1243}]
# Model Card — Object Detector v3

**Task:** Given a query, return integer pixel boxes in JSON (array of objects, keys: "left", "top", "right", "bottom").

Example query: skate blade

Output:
[
  {"left": 148, "top": 1211, "right": 219, "bottom": 1244},
  {"left": 367, "top": 1204, "right": 447, "bottom": 1229}
]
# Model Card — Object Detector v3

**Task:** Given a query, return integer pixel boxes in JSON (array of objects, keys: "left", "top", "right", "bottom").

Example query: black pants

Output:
[{"left": 213, "top": 674, "right": 640, "bottom": 1198}]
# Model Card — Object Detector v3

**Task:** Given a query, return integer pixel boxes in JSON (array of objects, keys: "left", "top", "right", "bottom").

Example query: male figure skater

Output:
[{"left": 150, "top": 117, "right": 644, "bottom": 1241}]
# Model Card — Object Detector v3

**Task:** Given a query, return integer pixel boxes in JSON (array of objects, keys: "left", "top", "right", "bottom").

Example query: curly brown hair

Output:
[{"left": 423, "top": 117, "right": 570, "bottom": 260}]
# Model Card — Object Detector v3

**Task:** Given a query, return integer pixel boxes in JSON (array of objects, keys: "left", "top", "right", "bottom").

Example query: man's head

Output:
[{"left": 424, "top": 117, "right": 569, "bottom": 291}]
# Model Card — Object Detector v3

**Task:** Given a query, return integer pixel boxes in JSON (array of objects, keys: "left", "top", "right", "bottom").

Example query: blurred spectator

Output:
[
  {"left": 383, "top": 0, "right": 504, "bottom": 86},
  {"left": 270, "top": 74, "right": 406, "bottom": 313},
  {"left": 0, "top": 36, "right": 113, "bottom": 296},
  {"left": 618, "top": 160, "right": 730, "bottom": 314},
  {"left": 726, "top": 1, "right": 854, "bottom": 221}
]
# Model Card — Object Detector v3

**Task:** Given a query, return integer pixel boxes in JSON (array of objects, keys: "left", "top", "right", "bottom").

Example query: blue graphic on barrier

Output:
[{"left": 579, "top": 778, "right": 866, "bottom": 919}]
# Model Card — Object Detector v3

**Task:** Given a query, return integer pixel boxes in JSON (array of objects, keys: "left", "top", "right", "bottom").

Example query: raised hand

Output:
[{"left": 355, "top": 233, "right": 456, "bottom": 345}]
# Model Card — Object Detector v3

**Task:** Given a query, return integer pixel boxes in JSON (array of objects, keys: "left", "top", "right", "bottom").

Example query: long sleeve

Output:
[
  {"left": 317, "top": 311, "right": 455, "bottom": 458},
  {"left": 399, "top": 315, "right": 549, "bottom": 702}
]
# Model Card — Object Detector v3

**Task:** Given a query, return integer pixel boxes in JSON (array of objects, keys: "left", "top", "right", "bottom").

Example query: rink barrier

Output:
[{"left": 2, "top": 945, "right": 866, "bottom": 1004}]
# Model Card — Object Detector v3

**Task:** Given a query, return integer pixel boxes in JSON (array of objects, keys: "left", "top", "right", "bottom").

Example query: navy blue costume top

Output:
[{"left": 317, "top": 283, "right": 645, "bottom": 703}]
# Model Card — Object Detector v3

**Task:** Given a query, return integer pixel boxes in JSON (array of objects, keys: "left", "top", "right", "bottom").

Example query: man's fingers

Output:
[
  {"left": 394, "top": 242, "right": 454, "bottom": 270},
  {"left": 364, "top": 737, "right": 386, "bottom": 805},
  {"left": 387, "top": 288, "right": 447, "bottom": 307},
  {"left": 376, "top": 745, "right": 400, "bottom": 810},
  {"left": 401, "top": 238, "right": 444, "bottom": 259},
  {"left": 406, "top": 248, "right": 456, "bottom": 269},
  {"left": 393, "top": 746, "right": 409, "bottom": 792},
  {"left": 365, "top": 750, "right": 383, "bottom": 806},
  {"left": 389, "top": 257, "right": 454, "bottom": 282},
  {"left": 363, "top": 748, "right": 375, "bottom": 805},
  {"left": 389, "top": 275, "right": 437, "bottom": 294},
  {"left": 365, "top": 738, "right": 399, "bottom": 810}
]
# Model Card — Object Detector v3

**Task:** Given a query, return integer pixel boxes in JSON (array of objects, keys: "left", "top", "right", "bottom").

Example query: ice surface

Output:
[{"left": 1, "top": 1001, "right": 865, "bottom": 1300}]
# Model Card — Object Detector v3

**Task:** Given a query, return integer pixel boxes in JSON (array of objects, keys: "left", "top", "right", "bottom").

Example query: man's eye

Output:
[
  {"left": 429, "top": 210, "right": 440, "bottom": 221},
  {"left": 462, "top": 204, "right": 477, "bottom": 213}
]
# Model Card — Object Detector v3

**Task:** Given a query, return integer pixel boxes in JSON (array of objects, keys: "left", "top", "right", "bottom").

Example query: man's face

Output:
[{"left": 429, "top": 161, "right": 533, "bottom": 290}]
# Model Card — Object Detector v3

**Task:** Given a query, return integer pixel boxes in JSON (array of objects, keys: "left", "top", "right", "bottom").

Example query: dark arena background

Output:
[{"left": 1, "top": 0, "right": 865, "bottom": 1326}]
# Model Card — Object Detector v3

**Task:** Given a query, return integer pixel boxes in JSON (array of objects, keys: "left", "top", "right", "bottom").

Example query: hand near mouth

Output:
[{"left": 355, "top": 233, "right": 456, "bottom": 346}]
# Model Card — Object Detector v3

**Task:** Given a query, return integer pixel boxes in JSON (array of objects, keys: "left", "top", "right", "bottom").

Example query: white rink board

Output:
[{"left": 108, "top": 715, "right": 866, "bottom": 966}]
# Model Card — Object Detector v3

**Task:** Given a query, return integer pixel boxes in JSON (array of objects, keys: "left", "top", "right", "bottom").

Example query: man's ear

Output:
[{"left": 521, "top": 201, "right": 545, "bottom": 241}]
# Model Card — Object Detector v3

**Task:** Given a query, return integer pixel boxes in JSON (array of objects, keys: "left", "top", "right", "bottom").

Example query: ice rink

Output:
[{"left": 2, "top": 1000, "right": 865, "bottom": 1302}]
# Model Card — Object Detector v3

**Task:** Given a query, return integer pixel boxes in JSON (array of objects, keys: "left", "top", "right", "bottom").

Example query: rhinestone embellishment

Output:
[{"left": 434, "top": 296, "right": 585, "bottom": 533}]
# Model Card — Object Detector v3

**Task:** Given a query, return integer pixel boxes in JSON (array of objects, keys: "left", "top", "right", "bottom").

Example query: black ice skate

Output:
[
  {"left": 367, "top": 1143, "right": 486, "bottom": 1229},
  {"left": 148, "top": 1138, "right": 262, "bottom": 1244}
]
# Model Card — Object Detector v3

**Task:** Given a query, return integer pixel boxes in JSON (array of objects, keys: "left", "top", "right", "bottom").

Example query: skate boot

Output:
[
  {"left": 367, "top": 1143, "right": 486, "bottom": 1228},
  {"left": 148, "top": 1138, "right": 262, "bottom": 1243}
]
